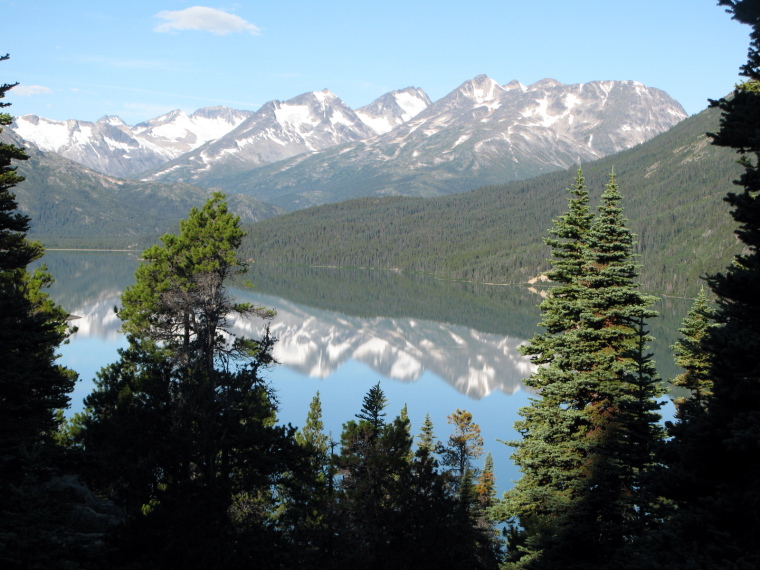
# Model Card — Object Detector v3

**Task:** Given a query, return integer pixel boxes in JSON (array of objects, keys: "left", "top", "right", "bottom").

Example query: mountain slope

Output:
[
  {"left": 143, "top": 89, "right": 381, "bottom": 183},
  {"left": 354, "top": 87, "right": 431, "bottom": 134},
  {"left": 11, "top": 106, "right": 252, "bottom": 178},
  {"left": 209, "top": 76, "right": 686, "bottom": 210},
  {"left": 240, "top": 105, "right": 741, "bottom": 296},
  {"left": 2, "top": 130, "right": 282, "bottom": 248}
]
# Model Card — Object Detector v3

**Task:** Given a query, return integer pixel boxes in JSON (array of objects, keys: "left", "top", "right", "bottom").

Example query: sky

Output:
[{"left": 0, "top": 1, "right": 752, "bottom": 124}]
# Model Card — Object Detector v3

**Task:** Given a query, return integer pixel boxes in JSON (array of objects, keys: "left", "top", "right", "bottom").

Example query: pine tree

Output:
[
  {"left": 77, "top": 194, "right": 297, "bottom": 568},
  {"left": 496, "top": 172, "right": 663, "bottom": 569},
  {"left": 0, "top": 55, "right": 79, "bottom": 567},
  {"left": 670, "top": 287, "right": 715, "bottom": 417},
  {"left": 284, "top": 391, "right": 335, "bottom": 567},
  {"left": 495, "top": 170, "right": 597, "bottom": 566},
  {"left": 355, "top": 381, "right": 388, "bottom": 434},
  {"left": 336, "top": 389, "right": 499, "bottom": 568},
  {"left": 439, "top": 408, "right": 484, "bottom": 492},
  {"left": 653, "top": 2, "right": 760, "bottom": 566},
  {"left": 417, "top": 412, "right": 437, "bottom": 456}
]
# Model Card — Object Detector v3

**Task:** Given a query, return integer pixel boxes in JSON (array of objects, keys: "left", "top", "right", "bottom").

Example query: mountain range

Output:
[
  {"left": 6, "top": 73, "right": 729, "bottom": 297},
  {"left": 0, "top": 128, "right": 282, "bottom": 249},
  {"left": 10, "top": 75, "right": 686, "bottom": 212},
  {"left": 192, "top": 76, "right": 687, "bottom": 210},
  {"left": 238, "top": 104, "right": 742, "bottom": 297},
  {"left": 12, "top": 106, "right": 253, "bottom": 178}
]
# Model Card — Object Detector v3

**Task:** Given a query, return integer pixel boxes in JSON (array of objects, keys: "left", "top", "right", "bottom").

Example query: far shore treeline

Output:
[{"left": 18, "top": 103, "right": 742, "bottom": 298}]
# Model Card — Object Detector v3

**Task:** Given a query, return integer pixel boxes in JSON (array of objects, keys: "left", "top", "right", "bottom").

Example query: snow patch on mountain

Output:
[
  {"left": 355, "top": 87, "right": 431, "bottom": 135},
  {"left": 12, "top": 106, "right": 252, "bottom": 178}
]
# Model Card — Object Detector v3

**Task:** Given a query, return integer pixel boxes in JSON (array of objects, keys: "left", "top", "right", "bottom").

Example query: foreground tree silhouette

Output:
[
  {"left": 77, "top": 194, "right": 300, "bottom": 568},
  {"left": 331, "top": 384, "right": 499, "bottom": 569},
  {"left": 0, "top": 55, "right": 78, "bottom": 567},
  {"left": 497, "top": 172, "right": 663, "bottom": 569},
  {"left": 653, "top": 2, "right": 760, "bottom": 567}
]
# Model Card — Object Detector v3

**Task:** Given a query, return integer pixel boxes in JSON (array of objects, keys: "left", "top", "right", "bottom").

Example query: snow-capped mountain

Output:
[
  {"left": 131, "top": 106, "right": 253, "bottom": 158},
  {"left": 143, "top": 89, "right": 382, "bottom": 183},
  {"left": 11, "top": 106, "right": 252, "bottom": 178},
  {"left": 204, "top": 75, "right": 688, "bottom": 210},
  {"left": 61, "top": 282, "right": 533, "bottom": 399},
  {"left": 10, "top": 75, "right": 687, "bottom": 211},
  {"left": 355, "top": 87, "right": 431, "bottom": 135}
]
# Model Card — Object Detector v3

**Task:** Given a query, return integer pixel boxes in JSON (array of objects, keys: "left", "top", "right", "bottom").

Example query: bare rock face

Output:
[
  {"left": 208, "top": 75, "right": 687, "bottom": 210},
  {"left": 144, "top": 89, "right": 380, "bottom": 183}
]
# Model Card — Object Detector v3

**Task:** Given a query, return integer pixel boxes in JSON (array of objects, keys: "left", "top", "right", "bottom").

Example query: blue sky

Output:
[{"left": 1, "top": 1, "right": 752, "bottom": 124}]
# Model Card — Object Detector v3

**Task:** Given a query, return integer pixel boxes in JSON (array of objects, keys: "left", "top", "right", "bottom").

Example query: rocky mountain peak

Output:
[
  {"left": 503, "top": 80, "right": 526, "bottom": 91},
  {"left": 458, "top": 74, "right": 506, "bottom": 103},
  {"left": 528, "top": 78, "right": 564, "bottom": 90},
  {"left": 97, "top": 115, "right": 127, "bottom": 127},
  {"left": 356, "top": 87, "right": 432, "bottom": 134}
]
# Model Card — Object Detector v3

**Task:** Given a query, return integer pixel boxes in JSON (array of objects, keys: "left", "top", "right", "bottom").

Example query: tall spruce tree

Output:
[
  {"left": 495, "top": 170, "right": 596, "bottom": 567},
  {"left": 0, "top": 55, "right": 80, "bottom": 567},
  {"left": 496, "top": 172, "right": 663, "bottom": 569},
  {"left": 653, "top": 2, "right": 760, "bottom": 567},
  {"left": 670, "top": 287, "right": 715, "bottom": 417}
]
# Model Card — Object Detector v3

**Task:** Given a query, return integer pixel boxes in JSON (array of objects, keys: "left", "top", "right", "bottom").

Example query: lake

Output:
[{"left": 38, "top": 250, "right": 687, "bottom": 493}]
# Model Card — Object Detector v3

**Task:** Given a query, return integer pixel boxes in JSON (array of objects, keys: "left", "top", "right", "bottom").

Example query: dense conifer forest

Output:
[
  {"left": 241, "top": 105, "right": 742, "bottom": 297},
  {"left": 3, "top": 1, "right": 760, "bottom": 567}
]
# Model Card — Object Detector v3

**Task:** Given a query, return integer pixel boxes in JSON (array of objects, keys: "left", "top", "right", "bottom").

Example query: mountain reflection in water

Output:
[
  {"left": 231, "top": 292, "right": 534, "bottom": 399},
  {"left": 37, "top": 251, "right": 688, "bottom": 493}
]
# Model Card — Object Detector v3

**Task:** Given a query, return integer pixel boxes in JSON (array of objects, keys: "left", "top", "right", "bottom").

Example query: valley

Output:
[{"left": 5, "top": 74, "right": 728, "bottom": 297}]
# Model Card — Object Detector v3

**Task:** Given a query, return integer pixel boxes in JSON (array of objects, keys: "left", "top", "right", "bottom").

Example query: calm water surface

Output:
[{"left": 39, "top": 250, "right": 686, "bottom": 492}]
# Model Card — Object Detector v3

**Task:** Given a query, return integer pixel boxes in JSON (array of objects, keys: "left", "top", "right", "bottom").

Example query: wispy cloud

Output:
[
  {"left": 154, "top": 6, "right": 260, "bottom": 36},
  {"left": 12, "top": 85, "right": 53, "bottom": 96}
]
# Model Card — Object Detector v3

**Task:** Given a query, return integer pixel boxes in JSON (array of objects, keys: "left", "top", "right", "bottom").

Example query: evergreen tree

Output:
[
  {"left": 282, "top": 391, "right": 336, "bottom": 568},
  {"left": 335, "top": 388, "right": 499, "bottom": 569},
  {"left": 417, "top": 412, "right": 437, "bottom": 456},
  {"left": 77, "top": 195, "right": 298, "bottom": 568},
  {"left": 355, "top": 381, "right": 388, "bottom": 434},
  {"left": 439, "top": 408, "right": 484, "bottom": 492},
  {"left": 670, "top": 287, "right": 715, "bottom": 417},
  {"left": 496, "top": 172, "right": 663, "bottom": 569},
  {"left": 295, "top": 391, "right": 330, "bottom": 469},
  {"left": 495, "top": 170, "right": 598, "bottom": 566},
  {"left": 0, "top": 55, "right": 79, "bottom": 567},
  {"left": 653, "top": 2, "right": 760, "bottom": 566}
]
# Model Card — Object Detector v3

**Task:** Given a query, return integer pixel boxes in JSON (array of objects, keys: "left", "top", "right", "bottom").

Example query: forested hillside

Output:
[
  {"left": 0, "top": 130, "right": 283, "bottom": 249},
  {"left": 241, "top": 105, "right": 741, "bottom": 296}
]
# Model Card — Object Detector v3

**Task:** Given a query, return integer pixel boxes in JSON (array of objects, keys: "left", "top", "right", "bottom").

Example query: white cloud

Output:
[
  {"left": 12, "top": 85, "right": 53, "bottom": 96},
  {"left": 154, "top": 6, "right": 260, "bottom": 36}
]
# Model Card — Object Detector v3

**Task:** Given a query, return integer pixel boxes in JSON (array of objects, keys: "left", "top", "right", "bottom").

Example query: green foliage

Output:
[
  {"left": 355, "top": 381, "right": 388, "bottom": 433},
  {"left": 0, "top": 54, "right": 83, "bottom": 568},
  {"left": 652, "top": 3, "right": 760, "bottom": 567},
  {"left": 241, "top": 107, "right": 742, "bottom": 296},
  {"left": 326, "top": 385, "right": 500, "bottom": 569},
  {"left": 119, "top": 192, "right": 274, "bottom": 373},
  {"left": 670, "top": 288, "right": 715, "bottom": 415},
  {"left": 496, "top": 171, "right": 664, "bottom": 568},
  {"left": 75, "top": 194, "right": 299, "bottom": 567},
  {"left": 417, "top": 412, "right": 437, "bottom": 455},
  {"left": 439, "top": 408, "right": 485, "bottom": 489}
]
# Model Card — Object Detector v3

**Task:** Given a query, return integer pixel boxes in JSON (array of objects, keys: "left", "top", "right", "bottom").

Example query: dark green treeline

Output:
[{"left": 240, "top": 104, "right": 741, "bottom": 297}]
